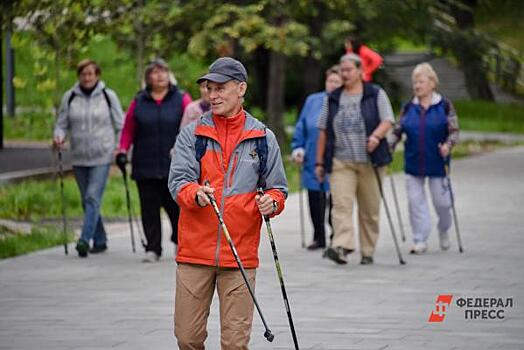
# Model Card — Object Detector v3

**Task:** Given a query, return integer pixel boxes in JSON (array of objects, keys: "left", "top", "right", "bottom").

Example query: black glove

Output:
[{"left": 115, "top": 152, "right": 128, "bottom": 174}]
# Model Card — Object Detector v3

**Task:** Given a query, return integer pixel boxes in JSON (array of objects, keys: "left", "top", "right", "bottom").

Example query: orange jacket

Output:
[
  {"left": 168, "top": 110, "right": 288, "bottom": 268},
  {"left": 347, "top": 44, "right": 383, "bottom": 82}
]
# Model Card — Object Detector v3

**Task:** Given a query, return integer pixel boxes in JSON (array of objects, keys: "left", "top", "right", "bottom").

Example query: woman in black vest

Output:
[{"left": 118, "top": 59, "right": 192, "bottom": 262}]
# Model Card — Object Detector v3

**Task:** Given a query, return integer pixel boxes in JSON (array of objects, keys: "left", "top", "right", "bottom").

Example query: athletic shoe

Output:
[
  {"left": 75, "top": 239, "right": 89, "bottom": 258},
  {"left": 325, "top": 247, "right": 348, "bottom": 264},
  {"left": 410, "top": 242, "right": 428, "bottom": 255},
  {"left": 90, "top": 243, "right": 107, "bottom": 254},
  {"left": 360, "top": 256, "right": 374, "bottom": 265},
  {"left": 439, "top": 232, "right": 451, "bottom": 251},
  {"left": 142, "top": 251, "right": 160, "bottom": 263}
]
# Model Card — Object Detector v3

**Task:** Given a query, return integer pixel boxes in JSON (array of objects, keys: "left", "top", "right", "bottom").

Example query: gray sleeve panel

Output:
[
  {"left": 262, "top": 128, "right": 289, "bottom": 198},
  {"left": 168, "top": 123, "right": 200, "bottom": 202},
  {"left": 377, "top": 89, "right": 395, "bottom": 123},
  {"left": 54, "top": 90, "right": 73, "bottom": 140}
]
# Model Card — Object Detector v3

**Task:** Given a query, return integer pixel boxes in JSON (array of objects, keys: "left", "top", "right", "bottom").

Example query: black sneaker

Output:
[
  {"left": 90, "top": 243, "right": 107, "bottom": 254},
  {"left": 326, "top": 247, "right": 348, "bottom": 265},
  {"left": 75, "top": 239, "right": 89, "bottom": 258},
  {"left": 360, "top": 256, "right": 374, "bottom": 265}
]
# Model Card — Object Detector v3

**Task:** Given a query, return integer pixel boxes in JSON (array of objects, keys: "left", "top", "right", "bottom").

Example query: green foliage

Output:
[
  {"left": 0, "top": 172, "right": 140, "bottom": 221},
  {"left": 0, "top": 226, "right": 74, "bottom": 259}
]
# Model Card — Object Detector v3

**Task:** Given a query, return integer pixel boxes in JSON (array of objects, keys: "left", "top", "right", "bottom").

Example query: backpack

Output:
[{"left": 194, "top": 132, "right": 268, "bottom": 188}]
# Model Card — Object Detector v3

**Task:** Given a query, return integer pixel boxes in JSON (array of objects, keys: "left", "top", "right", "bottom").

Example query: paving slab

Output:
[{"left": 1, "top": 147, "right": 524, "bottom": 349}]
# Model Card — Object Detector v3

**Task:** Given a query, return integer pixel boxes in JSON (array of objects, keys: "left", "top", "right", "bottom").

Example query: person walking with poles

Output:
[
  {"left": 168, "top": 57, "right": 287, "bottom": 349},
  {"left": 117, "top": 59, "right": 192, "bottom": 262},
  {"left": 390, "top": 63, "right": 459, "bottom": 255},
  {"left": 316, "top": 53, "right": 394, "bottom": 265},
  {"left": 291, "top": 65, "right": 342, "bottom": 250},
  {"left": 53, "top": 59, "right": 124, "bottom": 257}
]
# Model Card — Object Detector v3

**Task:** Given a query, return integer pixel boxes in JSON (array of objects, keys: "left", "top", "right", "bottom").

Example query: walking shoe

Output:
[
  {"left": 142, "top": 251, "right": 160, "bottom": 263},
  {"left": 75, "top": 239, "right": 89, "bottom": 258},
  {"left": 360, "top": 256, "right": 374, "bottom": 265},
  {"left": 90, "top": 243, "right": 107, "bottom": 254},
  {"left": 307, "top": 241, "right": 326, "bottom": 251},
  {"left": 325, "top": 247, "right": 348, "bottom": 265},
  {"left": 439, "top": 232, "right": 451, "bottom": 251},
  {"left": 410, "top": 242, "right": 428, "bottom": 255}
]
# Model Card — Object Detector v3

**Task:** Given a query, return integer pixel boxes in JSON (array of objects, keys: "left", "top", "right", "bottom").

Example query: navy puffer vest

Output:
[
  {"left": 131, "top": 85, "right": 184, "bottom": 180},
  {"left": 324, "top": 83, "right": 392, "bottom": 172}
]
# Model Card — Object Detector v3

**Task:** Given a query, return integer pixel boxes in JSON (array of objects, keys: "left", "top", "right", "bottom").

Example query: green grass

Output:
[
  {"left": 454, "top": 100, "right": 524, "bottom": 134},
  {"left": 0, "top": 170, "right": 140, "bottom": 221},
  {"left": 0, "top": 226, "right": 74, "bottom": 259}
]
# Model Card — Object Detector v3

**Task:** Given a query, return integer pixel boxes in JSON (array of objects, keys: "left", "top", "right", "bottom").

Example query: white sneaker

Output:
[
  {"left": 142, "top": 251, "right": 159, "bottom": 263},
  {"left": 411, "top": 242, "right": 428, "bottom": 255},
  {"left": 439, "top": 232, "right": 451, "bottom": 251}
]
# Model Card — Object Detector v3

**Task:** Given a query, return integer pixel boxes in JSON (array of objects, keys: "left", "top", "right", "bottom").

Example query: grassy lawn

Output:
[
  {"left": 0, "top": 225, "right": 74, "bottom": 259},
  {"left": 454, "top": 100, "right": 524, "bottom": 134},
  {"left": 0, "top": 169, "right": 140, "bottom": 221}
]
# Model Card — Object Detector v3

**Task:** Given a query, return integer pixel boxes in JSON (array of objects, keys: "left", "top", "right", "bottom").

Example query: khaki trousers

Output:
[
  {"left": 174, "top": 263, "right": 256, "bottom": 350},
  {"left": 330, "top": 159, "right": 385, "bottom": 257}
]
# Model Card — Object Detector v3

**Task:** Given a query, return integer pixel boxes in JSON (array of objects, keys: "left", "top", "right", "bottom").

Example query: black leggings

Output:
[
  {"left": 307, "top": 190, "right": 332, "bottom": 247},
  {"left": 136, "top": 178, "right": 180, "bottom": 256}
]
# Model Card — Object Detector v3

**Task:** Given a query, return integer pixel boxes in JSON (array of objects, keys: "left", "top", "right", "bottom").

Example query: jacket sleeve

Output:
[
  {"left": 445, "top": 100, "right": 460, "bottom": 148},
  {"left": 363, "top": 46, "right": 383, "bottom": 76},
  {"left": 119, "top": 100, "right": 137, "bottom": 152},
  {"left": 291, "top": 96, "right": 311, "bottom": 150},
  {"left": 168, "top": 124, "right": 201, "bottom": 210},
  {"left": 262, "top": 128, "right": 288, "bottom": 217},
  {"left": 106, "top": 88, "right": 125, "bottom": 142},
  {"left": 53, "top": 90, "right": 72, "bottom": 142}
]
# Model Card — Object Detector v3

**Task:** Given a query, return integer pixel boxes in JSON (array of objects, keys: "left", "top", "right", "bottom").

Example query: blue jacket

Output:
[
  {"left": 291, "top": 92, "right": 329, "bottom": 191},
  {"left": 399, "top": 97, "right": 452, "bottom": 177},
  {"left": 131, "top": 85, "right": 184, "bottom": 180}
]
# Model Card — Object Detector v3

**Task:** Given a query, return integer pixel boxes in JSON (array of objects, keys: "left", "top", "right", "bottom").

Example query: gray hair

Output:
[
  {"left": 339, "top": 53, "right": 361, "bottom": 69},
  {"left": 412, "top": 62, "right": 439, "bottom": 87}
]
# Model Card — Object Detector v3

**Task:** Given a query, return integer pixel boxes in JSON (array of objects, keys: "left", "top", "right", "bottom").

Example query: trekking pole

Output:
[
  {"left": 116, "top": 153, "right": 136, "bottom": 253},
  {"left": 444, "top": 159, "right": 464, "bottom": 253},
  {"left": 388, "top": 169, "right": 406, "bottom": 242},
  {"left": 372, "top": 166, "right": 406, "bottom": 265},
  {"left": 57, "top": 148, "right": 69, "bottom": 255},
  {"left": 204, "top": 180, "right": 274, "bottom": 343},
  {"left": 257, "top": 188, "right": 300, "bottom": 350},
  {"left": 298, "top": 165, "right": 306, "bottom": 248}
]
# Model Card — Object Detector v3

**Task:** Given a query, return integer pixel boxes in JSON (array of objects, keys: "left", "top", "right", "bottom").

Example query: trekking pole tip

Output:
[
  {"left": 459, "top": 247, "right": 464, "bottom": 253},
  {"left": 264, "top": 330, "right": 275, "bottom": 342},
  {"left": 400, "top": 259, "right": 407, "bottom": 265}
]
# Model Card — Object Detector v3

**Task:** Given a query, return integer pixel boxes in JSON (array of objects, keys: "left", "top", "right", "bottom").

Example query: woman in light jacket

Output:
[
  {"left": 53, "top": 59, "right": 124, "bottom": 257},
  {"left": 391, "top": 63, "right": 459, "bottom": 254}
]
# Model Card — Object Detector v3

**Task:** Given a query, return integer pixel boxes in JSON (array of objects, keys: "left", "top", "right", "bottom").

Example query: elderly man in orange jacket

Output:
[{"left": 168, "top": 57, "right": 288, "bottom": 350}]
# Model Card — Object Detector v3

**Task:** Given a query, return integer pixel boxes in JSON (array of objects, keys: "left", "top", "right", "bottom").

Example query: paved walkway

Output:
[{"left": 1, "top": 147, "right": 524, "bottom": 349}]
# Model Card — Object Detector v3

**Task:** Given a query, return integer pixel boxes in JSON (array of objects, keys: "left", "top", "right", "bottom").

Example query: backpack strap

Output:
[
  {"left": 67, "top": 91, "right": 76, "bottom": 108},
  {"left": 195, "top": 135, "right": 208, "bottom": 163},
  {"left": 255, "top": 131, "right": 268, "bottom": 188}
]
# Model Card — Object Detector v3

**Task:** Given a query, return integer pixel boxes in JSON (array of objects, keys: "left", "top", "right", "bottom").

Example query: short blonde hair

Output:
[{"left": 412, "top": 63, "right": 439, "bottom": 87}]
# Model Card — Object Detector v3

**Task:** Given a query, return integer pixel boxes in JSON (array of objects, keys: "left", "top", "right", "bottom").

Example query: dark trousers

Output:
[
  {"left": 136, "top": 178, "right": 180, "bottom": 256},
  {"left": 307, "top": 190, "right": 332, "bottom": 247}
]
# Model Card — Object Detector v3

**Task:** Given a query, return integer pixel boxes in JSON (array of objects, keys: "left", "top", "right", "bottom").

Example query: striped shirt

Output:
[{"left": 317, "top": 88, "right": 394, "bottom": 163}]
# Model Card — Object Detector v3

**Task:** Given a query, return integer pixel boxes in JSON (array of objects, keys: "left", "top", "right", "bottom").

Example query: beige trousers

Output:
[
  {"left": 330, "top": 159, "right": 385, "bottom": 257},
  {"left": 174, "top": 263, "right": 256, "bottom": 350}
]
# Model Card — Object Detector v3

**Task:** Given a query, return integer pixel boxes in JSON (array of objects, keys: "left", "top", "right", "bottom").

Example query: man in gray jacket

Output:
[{"left": 53, "top": 59, "right": 124, "bottom": 257}]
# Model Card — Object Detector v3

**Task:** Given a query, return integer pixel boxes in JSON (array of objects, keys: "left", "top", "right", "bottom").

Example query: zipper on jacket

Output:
[
  {"left": 418, "top": 107, "right": 426, "bottom": 175},
  {"left": 214, "top": 142, "right": 225, "bottom": 266}
]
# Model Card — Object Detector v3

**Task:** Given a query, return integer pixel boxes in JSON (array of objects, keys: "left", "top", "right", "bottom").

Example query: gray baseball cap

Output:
[{"left": 197, "top": 57, "right": 248, "bottom": 84}]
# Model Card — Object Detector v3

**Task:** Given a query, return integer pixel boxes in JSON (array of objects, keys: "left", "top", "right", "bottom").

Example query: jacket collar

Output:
[
  {"left": 412, "top": 92, "right": 442, "bottom": 106},
  {"left": 73, "top": 80, "right": 106, "bottom": 97},
  {"left": 195, "top": 109, "right": 266, "bottom": 142}
]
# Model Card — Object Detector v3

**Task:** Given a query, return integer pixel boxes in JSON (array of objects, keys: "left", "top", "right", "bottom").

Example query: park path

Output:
[{"left": 1, "top": 146, "right": 523, "bottom": 349}]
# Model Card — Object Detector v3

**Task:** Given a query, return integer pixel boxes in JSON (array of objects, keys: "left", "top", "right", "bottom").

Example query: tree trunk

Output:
[
  {"left": 135, "top": 0, "right": 145, "bottom": 89},
  {"left": 266, "top": 50, "right": 286, "bottom": 148}
]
